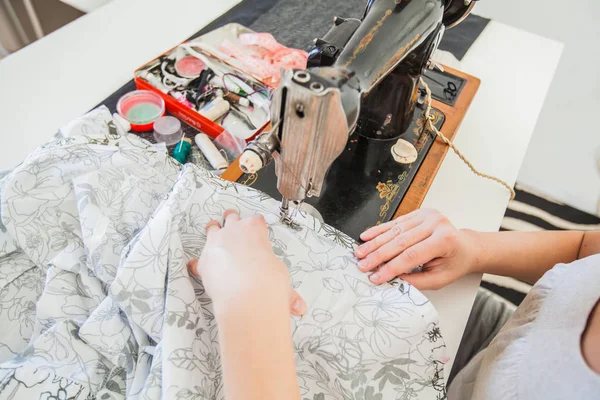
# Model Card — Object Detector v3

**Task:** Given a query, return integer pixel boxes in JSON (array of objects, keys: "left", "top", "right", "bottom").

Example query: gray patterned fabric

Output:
[{"left": 0, "top": 107, "right": 447, "bottom": 399}]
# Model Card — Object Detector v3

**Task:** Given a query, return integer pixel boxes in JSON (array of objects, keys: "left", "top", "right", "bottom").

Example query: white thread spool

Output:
[
  {"left": 199, "top": 97, "right": 230, "bottom": 121},
  {"left": 195, "top": 133, "right": 229, "bottom": 170},
  {"left": 238, "top": 97, "right": 251, "bottom": 107}
]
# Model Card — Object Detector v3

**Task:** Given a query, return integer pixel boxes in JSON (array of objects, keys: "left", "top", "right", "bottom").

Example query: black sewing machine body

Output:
[
  {"left": 238, "top": 0, "right": 475, "bottom": 240},
  {"left": 309, "top": 0, "right": 445, "bottom": 140}
]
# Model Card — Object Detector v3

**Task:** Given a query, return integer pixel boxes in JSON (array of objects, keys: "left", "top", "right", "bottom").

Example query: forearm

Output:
[
  {"left": 467, "top": 230, "right": 587, "bottom": 284},
  {"left": 215, "top": 289, "right": 300, "bottom": 400}
]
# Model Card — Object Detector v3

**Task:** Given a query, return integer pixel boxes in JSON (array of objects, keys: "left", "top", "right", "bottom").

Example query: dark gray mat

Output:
[{"left": 98, "top": 1, "right": 489, "bottom": 111}]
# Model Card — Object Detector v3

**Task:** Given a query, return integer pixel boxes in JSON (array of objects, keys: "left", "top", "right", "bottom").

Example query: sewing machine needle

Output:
[{"left": 280, "top": 198, "right": 290, "bottom": 220}]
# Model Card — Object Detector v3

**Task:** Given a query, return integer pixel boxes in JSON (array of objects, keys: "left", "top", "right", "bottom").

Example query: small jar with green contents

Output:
[{"left": 117, "top": 90, "right": 165, "bottom": 132}]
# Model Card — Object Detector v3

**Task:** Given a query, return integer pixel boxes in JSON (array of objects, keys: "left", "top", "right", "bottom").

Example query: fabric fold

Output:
[{"left": 0, "top": 108, "right": 447, "bottom": 400}]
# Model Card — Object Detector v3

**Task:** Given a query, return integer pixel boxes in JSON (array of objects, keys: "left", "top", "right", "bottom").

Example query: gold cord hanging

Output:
[{"left": 419, "top": 77, "right": 516, "bottom": 200}]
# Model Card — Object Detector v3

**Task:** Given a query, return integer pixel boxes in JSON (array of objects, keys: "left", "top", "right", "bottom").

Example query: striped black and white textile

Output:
[{"left": 481, "top": 183, "right": 600, "bottom": 306}]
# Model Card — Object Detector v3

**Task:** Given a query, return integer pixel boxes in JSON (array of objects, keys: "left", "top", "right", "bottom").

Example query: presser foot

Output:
[
  {"left": 279, "top": 212, "right": 302, "bottom": 230},
  {"left": 279, "top": 198, "right": 302, "bottom": 230},
  {"left": 279, "top": 209, "right": 302, "bottom": 230}
]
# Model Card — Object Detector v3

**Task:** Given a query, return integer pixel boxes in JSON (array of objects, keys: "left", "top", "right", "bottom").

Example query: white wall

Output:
[{"left": 475, "top": 0, "right": 600, "bottom": 215}]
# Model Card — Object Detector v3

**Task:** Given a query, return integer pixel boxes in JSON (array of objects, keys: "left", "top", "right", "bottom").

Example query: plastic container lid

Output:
[
  {"left": 153, "top": 116, "right": 183, "bottom": 146},
  {"left": 117, "top": 90, "right": 165, "bottom": 132},
  {"left": 175, "top": 56, "right": 206, "bottom": 78}
]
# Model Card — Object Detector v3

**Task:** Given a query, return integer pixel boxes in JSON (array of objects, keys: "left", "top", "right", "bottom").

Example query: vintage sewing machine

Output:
[{"left": 225, "top": 0, "right": 481, "bottom": 240}]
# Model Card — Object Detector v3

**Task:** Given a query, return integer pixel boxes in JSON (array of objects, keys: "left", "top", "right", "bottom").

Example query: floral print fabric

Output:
[{"left": 0, "top": 108, "right": 447, "bottom": 399}]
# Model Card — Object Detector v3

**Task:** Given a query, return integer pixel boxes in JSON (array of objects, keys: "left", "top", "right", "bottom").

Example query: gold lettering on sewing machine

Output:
[
  {"left": 375, "top": 169, "right": 408, "bottom": 221},
  {"left": 377, "top": 181, "right": 399, "bottom": 218},
  {"left": 342, "top": 9, "right": 393, "bottom": 68},
  {"left": 371, "top": 34, "right": 421, "bottom": 87},
  {"left": 240, "top": 173, "right": 258, "bottom": 187}
]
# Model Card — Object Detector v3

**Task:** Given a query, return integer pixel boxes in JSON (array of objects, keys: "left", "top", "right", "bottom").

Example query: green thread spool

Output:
[{"left": 172, "top": 138, "right": 192, "bottom": 164}]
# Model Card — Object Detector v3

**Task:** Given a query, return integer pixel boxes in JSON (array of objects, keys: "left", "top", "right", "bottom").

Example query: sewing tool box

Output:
[
  {"left": 133, "top": 24, "right": 291, "bottom": 141},
  {"left": 130, "top": 23, "right": 480, "bottom": 240}
]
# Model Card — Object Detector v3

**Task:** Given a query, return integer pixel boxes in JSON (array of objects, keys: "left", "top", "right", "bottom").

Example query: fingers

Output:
[
  {"left": 206, "top": 211, "right": 268, "bottom": 243},
  {"left": 357, "top": 221, "right": 434, "bottom": 272},
  {"left": 222, "top": 210, "right": 266, "bottom": 230},
  {"left": 187, "top": 259, "right": 199, "bottom": 277},
  {"left": 247, "top": 214, "right": 266, "bottom": 227},
  {"left": 355, "top": 216, "right": 423, "bottom": 259},
  {"left": 206, "top": 210, "right": 240, "bottom": 237},
  {"left": 359, "top": 221, "right": 394, "bottom": 243},
  {"left": 369, "top": 235, "right": 446, "bottom": 284},
  {"left": 223, "top": 209, "right": 240, "bottom": 226},
  {"left": 205, "top": 220, "right": 221, "bottom": 238},
  {"left": 398, "top": 270, "right": 447, "bottom": 291},
  {"left": 289, "top": 290, "right": 307, "bottom": 316},
  {"left": 359, "top": 210, "right": 420, "bottom": 241},
  {"left": 246, "top": 214, "right": 270, "bottom": 243}
]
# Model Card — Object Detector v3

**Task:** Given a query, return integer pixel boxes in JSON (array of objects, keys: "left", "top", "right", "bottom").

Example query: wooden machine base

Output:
[{"left": 394, "top": 65, "right": 480, "bottom": 218}]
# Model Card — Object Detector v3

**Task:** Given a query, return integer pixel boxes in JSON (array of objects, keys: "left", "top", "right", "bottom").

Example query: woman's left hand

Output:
[{"left": 355, "top": 209, "right": 477, "bottom": 288}]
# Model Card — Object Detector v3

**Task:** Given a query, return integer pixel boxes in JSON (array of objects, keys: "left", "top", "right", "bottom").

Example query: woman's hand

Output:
[
  {"left": 189, "top": 211, "right": 302, "bottom": 399},
  {"left": 187, "top": 210, "right": 307, "bottom": 316},
  {"left": 355, "top": 209, "right": 482, "bottom": 289}
]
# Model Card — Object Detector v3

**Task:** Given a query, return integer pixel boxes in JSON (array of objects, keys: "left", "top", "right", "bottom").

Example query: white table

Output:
[
  {"left": 0, "top": 0, "right": 563, "bottom": 380},
  {"left": 423, "top": 21, "right": 562, "bottom": 376},
  {"left": 0, "top": 0, "right": 241, "bottom": 169}
]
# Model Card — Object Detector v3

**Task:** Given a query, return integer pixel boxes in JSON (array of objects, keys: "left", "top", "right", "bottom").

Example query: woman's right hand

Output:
[
  {"left": 355, "top": 209, "right": 483, "bottom": 289},
  {"left": 189, "top": 211, "right": 304, "bottom": 400},
  {"left": 187, "top": 210, "right": 307, "bottom": 317}
]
